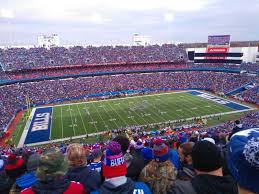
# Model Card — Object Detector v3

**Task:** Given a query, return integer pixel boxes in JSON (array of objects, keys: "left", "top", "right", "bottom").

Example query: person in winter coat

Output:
[
  {"left": 177, "top": 142, "right": 195, "bottom": 180},
  {"left": 3, "top": 153, "right": 27, "bottom": 194},
  {"left": 20, "top": 148, "right": 86, "bottom": 194},
  {"left": 227, "top": 128, "right": 259, "bottom": 194},
  {"left": 228, "top": 120, "right": 243, "bottom": 140},
  {"left": 139, "top": 138, "right": 177, "bottom": 194},
  {"left": 65, "top": 143, "right": 101, "bottom": 193},
  {"left": 87, "top": 148, "right": 102, "bottom": 173},
  {"left": 113, "top": 136, "right": 146, "bottom": 181},
  {"left": 169, "top": 141, "right": 238, "bottom": 194},
  {"left": 91, "top": 141, "right": 151, "bottom": 194},
  {"left": 9, "top": 153, "right": 40, "bottom": 194}
]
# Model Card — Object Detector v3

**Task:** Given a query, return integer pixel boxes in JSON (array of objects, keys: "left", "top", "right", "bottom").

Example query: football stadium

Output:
[{"left": 0, "top": 0, "right": 259, "bottom": 193}]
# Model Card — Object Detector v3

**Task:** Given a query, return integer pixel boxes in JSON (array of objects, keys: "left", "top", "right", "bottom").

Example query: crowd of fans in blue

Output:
[{"left": 0, "top": 121, "right": 258, "bottom": 194}]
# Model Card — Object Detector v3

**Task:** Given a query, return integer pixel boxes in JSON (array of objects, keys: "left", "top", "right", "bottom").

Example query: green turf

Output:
[
  {"left": 50, "top": 92, "right": 234, "bottom": 140},
  {"left": 12, "top": 113, "right": 26, "bottom": 146}
]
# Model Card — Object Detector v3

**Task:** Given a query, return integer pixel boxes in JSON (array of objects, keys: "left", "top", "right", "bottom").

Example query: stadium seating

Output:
[
  {"left": 0, "top": 71, "right": 257, "bottom": 131},
  {"left": 0, "top": 44, "right": 187, "bottom": 71}
]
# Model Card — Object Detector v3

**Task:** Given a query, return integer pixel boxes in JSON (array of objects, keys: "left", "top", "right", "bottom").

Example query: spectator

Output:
[
  {"left": 166, "top": 139, "right": 181, "bottom": 170},
  {"left": 87, "top": 149, "right": 102, "bottom": 173},
  {"left": 141, "top": 147, "right": 153, "bottom": 166},
  {"left": 10, "top": 153, "right": 40, "bottom": 194},
  {"left": 177, "top": 142, "right": 195, "bottom": 180},
  {"left": 65, "top": 143, "right": 101, "bottom": 193},
  {"left": 0, "top": 168, "right": 12, "bottom": 194},
  {"left": 2, "top": 153, "right": 27, "bottom": 193},
  {"left": 227, "top": 128, "right": 259, "bottom": 194},
  {"left": 92, "top": 141, "right": 151, "bottom": 194},
  {"left": 113, "top": 136, "right": 145, "bottom": 181},
  {"left": 139, "top": 138, "right": 177, "bottom": 194},
  {"left": 5, "top": 154, "right": 26, "bottom": 180},
  {"left": 21, "top": 148, "right": 86, "bottom": 194},
  {"left": 169, "top": 141, "right": 238, "bottom": 194},
  {"left": 228, "top": 120, "right": 244, "bottom": 140}
]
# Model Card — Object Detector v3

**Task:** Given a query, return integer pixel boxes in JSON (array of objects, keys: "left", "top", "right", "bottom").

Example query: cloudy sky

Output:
[{"left": 0, "top": 0, "right": 258, "bottom": 46}]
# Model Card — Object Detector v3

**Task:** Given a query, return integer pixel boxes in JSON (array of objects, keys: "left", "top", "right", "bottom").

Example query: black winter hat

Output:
[{"left": 192, "top": 141, "right": 222, "bottom": 172}]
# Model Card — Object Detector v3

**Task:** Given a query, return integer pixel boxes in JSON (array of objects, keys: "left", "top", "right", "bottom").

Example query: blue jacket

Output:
[
  {"left": 169, "top": 149, "right": 180, "bottom": 170},
  {"left": 16, "top": 172, "right": 38, "bottom": 189},
  {"left": 91, "top": 178, "right": 151, "bottom": 194}
]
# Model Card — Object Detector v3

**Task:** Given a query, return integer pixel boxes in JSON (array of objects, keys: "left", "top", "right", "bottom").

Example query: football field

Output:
[{"left": 19, "top": 90, "right": 254, "bottom": 146}]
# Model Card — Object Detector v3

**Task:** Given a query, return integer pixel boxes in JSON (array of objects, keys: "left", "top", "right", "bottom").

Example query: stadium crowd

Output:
[
  {"left": 1, "top": 71, "right": 258, "bottom": 131},
  {"left": 0, "top": 63, "right": 187, "bottom": 81},
  {"left": 190, "top": 63, "right": 259, "bottom": 72},
  {"left": 0, "top": 45, "right": 187, "bottom": 71},
  {"left": 0, "top": 115, "right": 258, "bottom": 194},
  {"left": 236, "top": 85, "right": 259, "bottom": 105}
]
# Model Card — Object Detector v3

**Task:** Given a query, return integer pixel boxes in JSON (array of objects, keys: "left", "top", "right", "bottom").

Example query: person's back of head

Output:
[
  {"left": 192, "top": 141, "right": 223, "bottom": 175},
  {"left": 113, "top": 136, "right": 130, "bottom": 154},
  {"left": 178, "top": 142, "right": 195, "bottom": 164},
  {"left": 92, "top": 149, "right": 102, "bottom": 162},
  {"left": 228, "top": 128, "right": 259, "bottom": 194},
  {"left": 21, "top": 148, "right": 86, "bottom": 194},
  {"left": 66, "top": 143, "right": 87, "bottom": 167},
  {"left": 37, "top": 148, "right": 69, "bottom": 182},
  {"left": 140, "top": 138, "right": 176, "bottom": 194}
]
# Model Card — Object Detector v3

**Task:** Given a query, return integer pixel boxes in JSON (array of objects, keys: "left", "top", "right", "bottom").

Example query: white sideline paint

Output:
[
  {"left": 21, "top": 90, "right": 256, "bottom": 147},
  {"left": 17, "top": 108, "right": 36, "bottom": 148}
]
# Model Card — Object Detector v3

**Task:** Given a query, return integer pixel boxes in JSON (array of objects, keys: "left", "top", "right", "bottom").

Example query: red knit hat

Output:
[
  {"left": 102, "top": 141, "right": 127, "bottom": 178},
  {"left": 153, "top": 138, "right": 170, "bottom": 162},
  {"left": 5, "top": 154, "right": 24, "bottom": 170}
]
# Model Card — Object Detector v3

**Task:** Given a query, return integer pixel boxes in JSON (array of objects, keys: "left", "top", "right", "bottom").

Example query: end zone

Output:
[
  {"left": 188, "top": 91, "right": 253, "bottom": 111},
  {"left": 18, "top": 107, "right": 53, "bottom": 147}
]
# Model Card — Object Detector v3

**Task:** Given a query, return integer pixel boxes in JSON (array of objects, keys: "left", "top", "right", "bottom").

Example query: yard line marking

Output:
[
  {"left": 124, "top": 98, "right": 150, "bottom": 124},
  {"left": 101, "top": 103, "right": 120, "bottom": 129},
  {"left": 68, "top": 105, "right": 76, "bottom": 136},
  {"left": 140, "top": 97, "right": 167, "bottom": 122},
  {"left": 84, "top": 103, "right": 99, "bottom": 133},
  {"left": 76, "top": 105, "right": 88, "bottom": 135},
  {"left": 110, "top": 100, "right": 140, "bottom": 126},
  {"left": 106, "top": 100, "right": 129, "bottom": 126},
  {"left": 93, "top": 103, "right": 110, "bottom": 130},
  {"left": 148, "top": 95, "right": 181, "bottom": 120}
]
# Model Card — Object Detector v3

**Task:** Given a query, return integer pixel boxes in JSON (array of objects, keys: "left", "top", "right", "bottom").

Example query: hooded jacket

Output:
[
  {"left": 0, "top": 170, "right": 12, "bottom": 194},
  {"left": 91, "top": 178, "right": 151, "bottom": 194},
  {"left": 169, "top": 174, "right": 238, "bottom": 194},
  {"left": 20, "top": 179, "right": 86, "bottom": 194},
  {"left": 65, "top": 165, "right": 101, "bottom": 193},
  {"left": 9, "top": 172, "right": 38, "bottom": 194},
  {"left": 126, "top": 150, "right": 146, "bottom": 181},
  {"left": 228, "top": 124, "right": 243, "bottom": 140}
]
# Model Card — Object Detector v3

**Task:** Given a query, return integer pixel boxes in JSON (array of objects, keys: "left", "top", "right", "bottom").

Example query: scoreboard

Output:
[{"left": 188, "top": 35, "right": 243, "bottom": 64}]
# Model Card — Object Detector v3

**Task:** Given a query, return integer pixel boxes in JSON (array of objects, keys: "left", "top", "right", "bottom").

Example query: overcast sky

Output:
[{"left": 0, "top": 0, "right": 259, "bottom": 46}]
